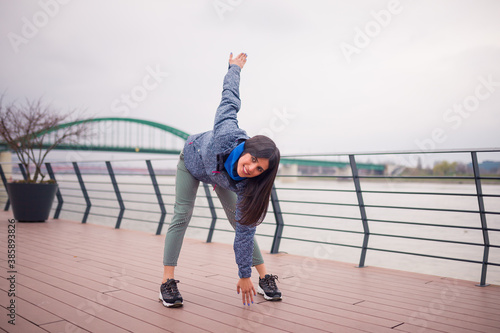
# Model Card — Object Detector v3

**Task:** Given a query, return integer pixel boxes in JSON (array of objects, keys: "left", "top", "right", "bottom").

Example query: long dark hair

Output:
[{"left": 237, "top": 135, "right": 280, "bottom": 226}]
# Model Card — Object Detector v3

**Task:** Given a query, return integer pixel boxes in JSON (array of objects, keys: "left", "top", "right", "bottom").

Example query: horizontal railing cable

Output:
[{"left": 1, "top": 148, "right": 499, "bottom": 285}]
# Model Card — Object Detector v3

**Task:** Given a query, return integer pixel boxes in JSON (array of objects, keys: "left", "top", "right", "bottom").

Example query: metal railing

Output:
[{"left": 0, "top": 148, "right": 499, "bottom": 286}]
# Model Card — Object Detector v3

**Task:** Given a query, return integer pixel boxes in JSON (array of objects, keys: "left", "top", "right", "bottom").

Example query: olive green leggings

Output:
[{"left": 163, "top": 152, "right": 264, "bottom": 267}]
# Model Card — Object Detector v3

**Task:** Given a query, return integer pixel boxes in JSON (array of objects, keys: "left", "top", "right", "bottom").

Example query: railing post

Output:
[
  {"left": 471, "top": 152, "right": 490, "bottom": 287},
  {"left": 146, "top": 160, "right": 167, "bottom": 235},
  {"left": 45, "top": 162, "right": 64, "bottom": 219},
  {"left": 73, "top": 162, "right": 91, "bottom": 223},
  {"left": 349, "top": 155, "right": 370, "bottom": 268},
  {"left": 270, "top": 184, "right": 284, "bottom": 254},
  {"left": 204, "top": 183, "right": 218, "bottom": 243},
  {"left": 18, "top": 163, "right": 27, "bottom": 180},
  {"left": 106, "top": 161, "right": 125, "bottom": 229},
  {"left": 0, "top": 165, "right": 11, "bottom": 211}
]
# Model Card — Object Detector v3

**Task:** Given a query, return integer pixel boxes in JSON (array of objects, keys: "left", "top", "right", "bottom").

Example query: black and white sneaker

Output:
[
  {"left": 159, "top": 279, "right": 183, "bottom": 308},
  {"left": 258, "top": 274, "right": 282, "bottom": 301}
]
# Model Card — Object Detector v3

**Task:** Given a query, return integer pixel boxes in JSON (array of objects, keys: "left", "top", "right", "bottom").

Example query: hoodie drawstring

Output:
[{"left": 211, "top": 171, "right": 220, "bottom": 191}]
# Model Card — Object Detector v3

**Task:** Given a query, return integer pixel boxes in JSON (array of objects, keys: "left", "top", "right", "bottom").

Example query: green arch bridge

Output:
[{"left": 0, "top": 117, "right": 385, "bottom": 172}]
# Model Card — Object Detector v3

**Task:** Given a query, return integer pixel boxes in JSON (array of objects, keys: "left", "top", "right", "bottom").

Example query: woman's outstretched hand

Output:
[
  {"left": 229, "top": 52, "right": 247, "bottom": 69},
  {"left": 237, "top": 277, "right": 256, "bottom": 306}
]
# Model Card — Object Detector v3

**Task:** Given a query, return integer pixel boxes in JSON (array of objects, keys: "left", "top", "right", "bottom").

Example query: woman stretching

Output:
[{"left": 160, "top": 52, "right": 281, "bottom": 308}]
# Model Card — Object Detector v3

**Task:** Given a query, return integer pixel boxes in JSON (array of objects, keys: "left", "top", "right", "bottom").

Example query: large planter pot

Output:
[{"left": 6, "top": 182, "right": 58, "bottom": 222}]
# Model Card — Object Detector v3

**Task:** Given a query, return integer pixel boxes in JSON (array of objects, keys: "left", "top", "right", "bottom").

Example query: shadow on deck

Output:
[{"left": 0, "top": 210, "right": 499, "bottom": 333}]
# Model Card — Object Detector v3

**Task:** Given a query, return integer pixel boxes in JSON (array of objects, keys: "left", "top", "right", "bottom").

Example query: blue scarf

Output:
[{"left": 224, "top": 142, "right": 246, "bottom": 181}]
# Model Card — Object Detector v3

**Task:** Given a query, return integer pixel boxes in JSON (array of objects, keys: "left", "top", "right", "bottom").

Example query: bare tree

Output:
[{"left": 0, "top": 95, "right": 90, "bottom": 183}]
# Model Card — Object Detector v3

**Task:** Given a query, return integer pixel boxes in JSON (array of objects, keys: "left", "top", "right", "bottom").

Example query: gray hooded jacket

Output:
[{"left": 183, "top": 64, "right": 255, "bottom": 278}]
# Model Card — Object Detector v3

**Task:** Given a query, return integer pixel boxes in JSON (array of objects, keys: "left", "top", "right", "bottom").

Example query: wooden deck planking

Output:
[
  {"left": 3, "top": 228, "right": 500, "bottom": 332},
  {"left": 12, "top": 225, "right": 403, "bottom": 332},
  {"left": 1, "top": 210, "right": 499, "bottom": 333},
  {"left": 9, "top": 235, "right": 371, "bottom": 332},
  {"left": 8, "top": 220, "right": 398, "bottom": 329}
]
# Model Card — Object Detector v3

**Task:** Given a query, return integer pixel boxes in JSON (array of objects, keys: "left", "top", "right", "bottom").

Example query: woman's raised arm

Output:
[{"left": 212, "top": 52, "right": 248, "bottom": 148}]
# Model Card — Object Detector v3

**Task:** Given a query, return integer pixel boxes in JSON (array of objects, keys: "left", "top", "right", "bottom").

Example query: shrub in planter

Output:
[{"left": 0, "top": 95, "right": 89, "bottom": 222}]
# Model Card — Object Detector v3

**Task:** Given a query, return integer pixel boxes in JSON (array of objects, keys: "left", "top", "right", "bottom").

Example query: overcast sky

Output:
[{"left": 1, "top": 0, "right": 499, "bottom": 162}]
